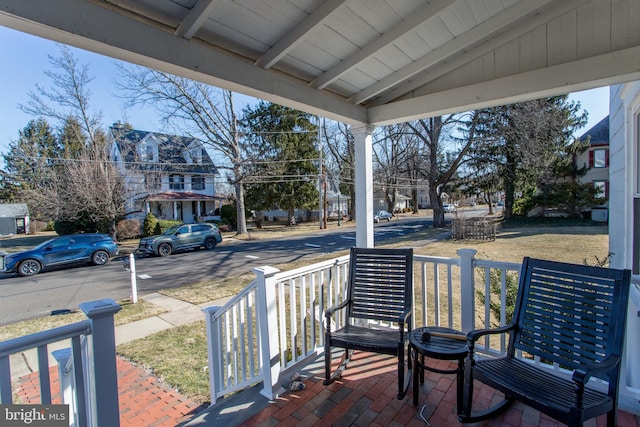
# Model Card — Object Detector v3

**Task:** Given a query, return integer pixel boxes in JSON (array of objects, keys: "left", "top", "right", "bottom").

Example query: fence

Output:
[
  {"left": 451, "top": 217, "right": 497, "bottom": 241},
  {"left": 0, "top": 299, "right": 121, "bottom": 427},
  {"left": 203, "top": 249, "right": 523, "bottom": 403}
]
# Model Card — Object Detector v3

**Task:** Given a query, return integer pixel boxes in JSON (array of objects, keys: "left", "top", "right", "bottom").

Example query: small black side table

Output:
[{"left": 409, "top": 326, "right": 468, "bottom": 410}]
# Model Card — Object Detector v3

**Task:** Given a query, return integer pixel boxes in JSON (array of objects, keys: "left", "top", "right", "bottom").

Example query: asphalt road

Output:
[{"left": 0, "top": 209, "right": 485, "bottom": 326}]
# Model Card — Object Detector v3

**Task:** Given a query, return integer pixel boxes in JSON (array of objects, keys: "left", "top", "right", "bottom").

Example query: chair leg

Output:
[
  {"left": 323, "top": 347, "right": 352, "bottom": 386},
  {"left": 397, "top": 343, "right": 412, "bottom": 400},
  {"left": 458, "top": 361, "right": 513, "bottom": 423}
]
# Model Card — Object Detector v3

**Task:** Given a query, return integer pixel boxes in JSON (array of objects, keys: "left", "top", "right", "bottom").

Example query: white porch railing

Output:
[
  {"left": 0, "top": 299, "right": 122, "bottom": 427},
  {"left": 204, "top": 250, "right": 640, "bottom": 415}
]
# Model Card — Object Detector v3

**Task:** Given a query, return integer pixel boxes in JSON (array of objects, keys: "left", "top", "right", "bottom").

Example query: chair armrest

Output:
[
  {"left": 325, "top": 299, "right": 350, "bottom": 319},
  {"left": 572, "top": 354, "right": 621, "bottom": 387},
  {"left": 398, "top": 307, "right": 412, "bottom": 325},
  {"left": 466, "top": 323, "right": 515, "bottom": 343}
]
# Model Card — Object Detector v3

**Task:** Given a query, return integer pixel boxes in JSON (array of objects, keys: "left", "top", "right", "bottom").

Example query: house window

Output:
[
  {"left": 190, "top": 148, "right": 202, "bottom": 163},
  {"left": 589, "top": 148, "right": 608, "bottom": 168},
  {"left": 593, "top": 180, "right": 608, "bottom": 199},
  {"left": 140, "top": 141, "right": 157, "bottom": 162},
  {"left": 192, "top": 176, "right": 205, "bottom": 191},
  {"left": 169, "top": 174, "right": 184, "bottom": 190},
  {"left": 145, "top": 174, "right": 161, "bottom": 190}
]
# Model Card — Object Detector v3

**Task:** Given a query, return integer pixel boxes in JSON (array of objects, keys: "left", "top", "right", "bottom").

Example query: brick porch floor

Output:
[
  {"left": 13, "top": 351, "right": 640, "bottom": 426},
  {"left": 15, "top": 356, "right": 206, "bottom": 426},
  {"left": 239, "top": 351, "right": 640, "bottom": 427}
]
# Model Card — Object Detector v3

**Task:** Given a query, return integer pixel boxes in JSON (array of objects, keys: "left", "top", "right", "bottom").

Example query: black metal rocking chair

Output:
[
  {"left": 323, "top": 247, "right": 413, "bottom": 399},
  {"left": 460, "top": 257, "right": 631, "bottom": 427}
]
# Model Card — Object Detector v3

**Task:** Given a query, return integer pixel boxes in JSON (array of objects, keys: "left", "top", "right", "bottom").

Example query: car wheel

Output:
[
  {"left": 374, "top": 218, "right": 379, "bottom": 223},
  {"left": 387, "top": 217, "right": 391, "bottom": 221},
  {"left": 92, "top": 250, "right": 110, "bottom": 265},
  {"left": 158, "top": 243, "right": 172, "bottom": 257},
  {"left": 17, "top": 259, "right": 41, "bottom": 276},
  {"left": 204, "top": 237, "right": 217, "bottom": 250}
]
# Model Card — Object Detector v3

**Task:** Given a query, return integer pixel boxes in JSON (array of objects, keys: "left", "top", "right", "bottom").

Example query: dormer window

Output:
[
  {"left": 140, "top": 140, "right": 158, "bottom": 162},
  {"left": 189, "top": 147, "right": 202, "bottom": 164}
]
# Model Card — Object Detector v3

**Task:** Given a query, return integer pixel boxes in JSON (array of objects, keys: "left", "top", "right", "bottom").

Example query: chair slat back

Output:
[
  {"left": 512, "top": 257, "right": 631, "bottom": 375},
  {"left": 347, "top": 247, "right": 413, "bottom": 323}
]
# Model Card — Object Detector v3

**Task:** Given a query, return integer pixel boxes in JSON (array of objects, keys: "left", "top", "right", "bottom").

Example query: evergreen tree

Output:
[
  {"left": 242, "top": 102, "right": 319, "bottom": 226},
  {"left": 1, "top": 118, "right": 60, "bottom": 218},
  {"left": 471, "top": 96, "right": 587, "bottom": 218}
]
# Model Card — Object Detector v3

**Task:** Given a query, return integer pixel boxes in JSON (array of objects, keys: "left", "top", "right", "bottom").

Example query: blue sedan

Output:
[{"left": 1, "top": 233, "right": 119, "bottom": 276}]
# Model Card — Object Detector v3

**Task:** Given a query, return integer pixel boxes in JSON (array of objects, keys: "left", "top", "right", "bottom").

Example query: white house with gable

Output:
[{"left": 109, "top": 124, "right": 225, "bottom": 224}]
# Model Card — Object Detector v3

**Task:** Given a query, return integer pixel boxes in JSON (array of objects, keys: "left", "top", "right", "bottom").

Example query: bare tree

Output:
[
  {"left": 20, "top": 44, "right": 101, "bottom": 143},
  {"left": 59, "top": 132, "right": 126, "bottom": 236},
  {"left": 11, "top": 45, "right": 128, "bottom": 236},
  {"left": 322, "top": 121, "right": 355, "bottom": 220},
  {"left": 116, "top": 66, "right": 249, "bottom": 234},
  {"left": 406, "top": 112, "right": 479, "bottom": 227}
]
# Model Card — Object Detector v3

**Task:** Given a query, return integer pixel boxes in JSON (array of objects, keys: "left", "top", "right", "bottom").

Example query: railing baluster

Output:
[
  {"left": 0, "top": 354, "right": 12, "bottom": 404},
  {"left": 37, "top": 344, "right": 52, "bottom": 404},
  {"left": 483, "top": 266, "right": 492, "bottom": 350},
  {"left": 433, "top": 263, "right": 440, "bottom": 326}
]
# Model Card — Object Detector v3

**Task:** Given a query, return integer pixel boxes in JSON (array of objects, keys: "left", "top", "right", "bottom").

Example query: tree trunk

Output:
[
  {"left": 287, "top": 206, "right": 296, "bottom": 226},
  {"left": 430, "top": 185, "right": 445, "bottom": 227},
  {"left": 234, "top": 173, "right": 248, "bottom": 235}
]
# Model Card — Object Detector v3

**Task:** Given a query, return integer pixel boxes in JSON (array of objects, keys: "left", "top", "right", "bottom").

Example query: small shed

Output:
[{"left": 0, "top": 204, "right": 30, "bottom": 235}]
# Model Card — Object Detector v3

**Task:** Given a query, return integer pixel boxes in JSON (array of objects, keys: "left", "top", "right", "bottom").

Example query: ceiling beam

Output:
[
  {"left": 0, "top": 0, "right": 367, "bottom": 125},
  {"left": 254, "top": 0, "right": 347, "bottom": 70},
  {"left": 370, "top": 0, "right": 589, "bottom": 106},
  {"left": 350, "top": 0, "right": 558, "bottom": 105},
  {"left": 310, "top": 0, "right": 452, "bottom": 90},
  {"left": 174, "top": 0, "right": 221, "bottom": 40},
  {"left": 368, "top": 45, "right": 640, "bottom": 126}
]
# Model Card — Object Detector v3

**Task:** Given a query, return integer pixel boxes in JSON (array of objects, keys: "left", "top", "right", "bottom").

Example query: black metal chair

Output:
[
  {"left": 460, "top": 257, "right": 631, "bottom": 427},
  {"left": 323, "top": 247, "right": 413, "bottom": 399}
]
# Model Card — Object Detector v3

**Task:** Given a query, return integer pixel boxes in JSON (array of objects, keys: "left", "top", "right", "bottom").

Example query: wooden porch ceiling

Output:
[{"left": 1, "top": 0, "right": 639, "bottom": 126}]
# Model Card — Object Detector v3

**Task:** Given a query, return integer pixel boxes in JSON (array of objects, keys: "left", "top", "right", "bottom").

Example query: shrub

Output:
[
  {"left": 154, "top": 219, "right": 182, "bottom": 234},
  {"left": 116, "top": 219, "right": 142, "bottom": 240},
  {"left": 475, "top": 269, "right": 519, "bottom": 327},
  {"left": 143, "top": 213, "right": 158, "bottom": 237},
  {"left": 220, "top": 204, "right": 237, "bottom": 230},
  {"left": 54, "top": 215, "right": 108, "bottom": 235}
]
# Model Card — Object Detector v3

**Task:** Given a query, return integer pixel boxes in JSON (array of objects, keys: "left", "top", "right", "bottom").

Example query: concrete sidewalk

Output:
[{"left": 10, "top": 292, "right": 231, "bottom": 379}]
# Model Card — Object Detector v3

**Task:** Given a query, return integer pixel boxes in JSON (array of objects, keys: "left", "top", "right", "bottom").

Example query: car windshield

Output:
[
  {"left": 162, "top": 226, "right": 181, "bottom": 235},
  {"left": 32, "top": 238, "right": 57, "bottom": 250}
]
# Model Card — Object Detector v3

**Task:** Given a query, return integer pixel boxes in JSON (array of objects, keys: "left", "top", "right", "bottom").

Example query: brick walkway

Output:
[
  {"left": 238, "top": 352, "right": 640, "bottom": 427},
  {"left": 13, "top": 351, "right": 640, "bottom": 426},
  {"left": 14, "top": 356, "right": 206, "bottom": 427}
]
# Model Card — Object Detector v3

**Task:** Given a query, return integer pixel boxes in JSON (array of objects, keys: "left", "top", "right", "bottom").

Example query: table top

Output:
[{"left": 409, "top": 326, "right": 468, "bottom": 360}]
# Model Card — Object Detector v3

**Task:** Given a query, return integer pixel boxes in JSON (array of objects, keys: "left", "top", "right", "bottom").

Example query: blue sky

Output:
[{"left": 0, "top": 26, "right": 610, "bottom": 153}]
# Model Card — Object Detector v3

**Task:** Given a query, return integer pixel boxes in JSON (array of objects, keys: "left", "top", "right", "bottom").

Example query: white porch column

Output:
[
  {"left": 173, "top": 201, "right": 178, "bottom": 220},
  {"left": 353, "top": 124, "right": 375, "bottom": 248}
]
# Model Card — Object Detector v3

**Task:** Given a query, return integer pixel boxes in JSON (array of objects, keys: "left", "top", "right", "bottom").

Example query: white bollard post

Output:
[{"left": 129, "top": 253, "right": 138, "bottom": 303}]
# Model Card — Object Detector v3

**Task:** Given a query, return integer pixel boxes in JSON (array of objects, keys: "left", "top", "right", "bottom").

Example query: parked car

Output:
[
  {"left": 137, "top": 223, "right": 222, "bottom": 257},
  {"left": 443, "top": 204, "right": 457, "bottom": 213},
  {"left": 373, "top": 210, "right": 393, "bottom": 223},
  {"left": 1, "top": 233, "right": 119, "bottom": 277}
]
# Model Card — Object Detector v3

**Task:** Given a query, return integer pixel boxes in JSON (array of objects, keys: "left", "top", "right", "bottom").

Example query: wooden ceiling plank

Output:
[
  {"left": 254, "top": 0, "right": 348, "bottom": 70},
  {"left": 310, "top": 0, "right": 453, "bottom": 90},
  {"left": 367, "top": 0, "right": 587, "bottom": 106},
  {"left": 174, "top": 0, "right": 221, "bottom": 39},
  {"left": 350, "top": 0, "right": 559, "bottom": 105}
]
